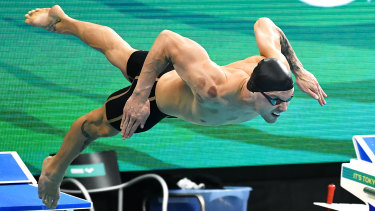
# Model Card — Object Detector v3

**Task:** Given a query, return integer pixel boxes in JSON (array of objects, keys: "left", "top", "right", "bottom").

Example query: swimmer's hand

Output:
[
  {"left": 121, "top": 94, "right": 150, "bottom": 139},
  {"left": 295, "top": 68, "right": 327, "bottom": 106}
]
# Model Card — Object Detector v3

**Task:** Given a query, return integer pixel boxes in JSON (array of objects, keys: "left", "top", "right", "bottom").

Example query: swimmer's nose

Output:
[{"left": 278, "top": 102, "right": 288, "bottom": 112}]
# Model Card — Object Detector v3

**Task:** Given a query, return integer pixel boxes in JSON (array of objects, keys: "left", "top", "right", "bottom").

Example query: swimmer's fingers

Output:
[
  {"left": 124, "top": 117, "right": 136, "bottom": 139},
  {"left": 320, "top": 86, "right": 327, "bottom": 97},
  {"left": 140, "top": 100, "right": 150, "bottom": 129},
  {"left": 318, "top": 94, "right": 325, "bottom": 106},
  {"left": 295, "top": 77, "right": 318, "bottom": 100},
  {"left": 120, "top": 113, "right": 129, "bottom": 139},
  {"left": 303, "top": 85, "right": 319, "bottom": 100},
  {"left": 140, "top": 113, "right": 149, "bottom": 129},
  {"left": 304, "top": 85, "right": 324, "bottom": 106},
  {"left": 127, "top": 120, "right": 141, "bottom": 139},
  {"left": 121, "top": 104, "right": 134, "bottom": 139},
  {"left": 295, "top": 69, "right": 327, "bottom": 106},
  {"left": 308, "top": 86, "right": 325, "bottom": 106},
  {"left": 318, "top": 87, "right": 326, "bottom": 106},
  {"left": 307, "top": 90, "right": 320, "bottom": 103},
  {"left": 121, "top": 97, "right": 150, "bottom": 139},
  {"left": 316, "top": 83, "right": 327, "bottom": 106},
  {"left": 126, "top": 103, "right": 150, "bottom": 138}
]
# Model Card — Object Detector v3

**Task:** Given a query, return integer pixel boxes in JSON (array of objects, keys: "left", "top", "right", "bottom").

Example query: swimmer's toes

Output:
[
  {"left": 52, "top": 201, "right": 58, "bottom": 209},
  {"left": 45, "top": 196, "right": 53, "bottom": 208}
]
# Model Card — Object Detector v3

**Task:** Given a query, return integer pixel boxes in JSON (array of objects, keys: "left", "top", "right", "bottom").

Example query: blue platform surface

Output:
[
  {"left": 363, "top": 137, "right": 375, "bottom": 155},
  {"left": 0, "top": 152, "right": 91, "bottom": 210},
  {"left": 0, "top": 184, "right": 91, "bottom": 210},
  {"left": 0, "top": 153, "right": 30, "bottom": 184}
]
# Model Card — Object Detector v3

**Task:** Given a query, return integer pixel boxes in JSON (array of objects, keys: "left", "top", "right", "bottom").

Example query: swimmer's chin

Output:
[
  {"left": 265, "top": 119, "right": 277, "bottom": 124},
  {"left": 261, "top": 115, "right": 278, "bottom": 123}
]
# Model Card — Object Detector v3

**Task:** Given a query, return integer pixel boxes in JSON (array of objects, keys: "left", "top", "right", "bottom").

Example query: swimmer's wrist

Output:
[
  {"left": 290, "top": 66, "right": 305, "bottom": 78},
  {"left": 287, "top": 61, "right": 303, "bottom": 75},
  {"left": 133, "top": 87, "right": 152, "bottom": 99}
]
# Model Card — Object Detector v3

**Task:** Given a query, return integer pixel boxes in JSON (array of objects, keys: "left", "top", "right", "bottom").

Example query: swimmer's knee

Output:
[
  {"left": 83, "top": 107, "right": 118, "bottom": 138},
  {"left": 95, "top": 123, "right": 118, "bottom": 138},
  {"left": 83, "top": 118, "right": 118, "bottom": 139}
]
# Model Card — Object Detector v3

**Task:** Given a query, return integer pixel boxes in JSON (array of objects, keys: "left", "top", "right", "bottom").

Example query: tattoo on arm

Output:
[
  {"left": 277, "top": 28, "right": 303, "bottom": 75},
  {"left": 80, "top": 120, "right": 94, "bottom": 152}
]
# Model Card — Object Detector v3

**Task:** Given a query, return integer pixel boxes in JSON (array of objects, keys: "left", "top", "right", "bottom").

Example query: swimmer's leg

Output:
[
  {"left": 38, "top": 106, "right": 119, "bottom": 209},
  {"left": 24, "top": 5, "right": 136, "bottom": 80}
]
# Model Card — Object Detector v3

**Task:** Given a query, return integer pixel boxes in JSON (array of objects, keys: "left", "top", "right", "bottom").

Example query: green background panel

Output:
[{"left": 0, "top": 0, "right": 374, "bottom": 175}]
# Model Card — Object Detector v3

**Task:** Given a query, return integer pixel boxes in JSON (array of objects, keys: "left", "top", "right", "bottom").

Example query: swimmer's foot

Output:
[
  {"left": 24, "top": 5, "right": 68, "bottom": 32},
  {"left": 38, "top": 156, "right": 64, "bottom": 209}
]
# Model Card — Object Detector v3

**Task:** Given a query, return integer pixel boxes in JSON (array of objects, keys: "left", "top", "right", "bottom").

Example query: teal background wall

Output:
[{"left": 1, "top": 0, "right": 374, "bottom": 175}]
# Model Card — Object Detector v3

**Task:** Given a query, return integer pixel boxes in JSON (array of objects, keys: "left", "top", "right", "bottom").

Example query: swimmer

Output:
[{"left": 25, "top": 5, "right": 326, "bottom": 209}]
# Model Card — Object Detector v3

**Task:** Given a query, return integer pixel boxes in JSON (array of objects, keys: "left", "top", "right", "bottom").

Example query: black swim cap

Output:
[{"left": 247, "top": 58, "right": 293, "bottom": 92}]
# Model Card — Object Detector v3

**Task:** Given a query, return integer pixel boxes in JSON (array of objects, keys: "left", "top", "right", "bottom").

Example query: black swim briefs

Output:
[{"left": 105, "top": 50, "right": 175, "bottom": 133}]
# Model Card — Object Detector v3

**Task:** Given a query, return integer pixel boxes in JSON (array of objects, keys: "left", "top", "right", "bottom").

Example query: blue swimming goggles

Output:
[{"left": 261, "top": 92, "right": 293, "bottom": 106}]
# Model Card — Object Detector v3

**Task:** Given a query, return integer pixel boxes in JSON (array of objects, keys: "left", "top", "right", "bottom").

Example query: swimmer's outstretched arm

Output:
[
  {"left": 254, "top": 18, "right": 327, "bottom": 106},
  {"left": 120, "top": 30, "right": 225, "bottom": 139}
]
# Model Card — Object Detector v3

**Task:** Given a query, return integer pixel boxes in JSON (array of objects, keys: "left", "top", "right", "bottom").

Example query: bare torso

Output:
[{"left": 155, "top": 55, "right": 265, "bottom": 125}]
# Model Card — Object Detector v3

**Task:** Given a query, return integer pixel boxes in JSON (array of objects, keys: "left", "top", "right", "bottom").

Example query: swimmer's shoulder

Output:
[
  {"left": 223, "top": 55, "right": 265, "bottom": 76},
  {"left": 243, "top": 55, "right": 265, "bottom": 63}
]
